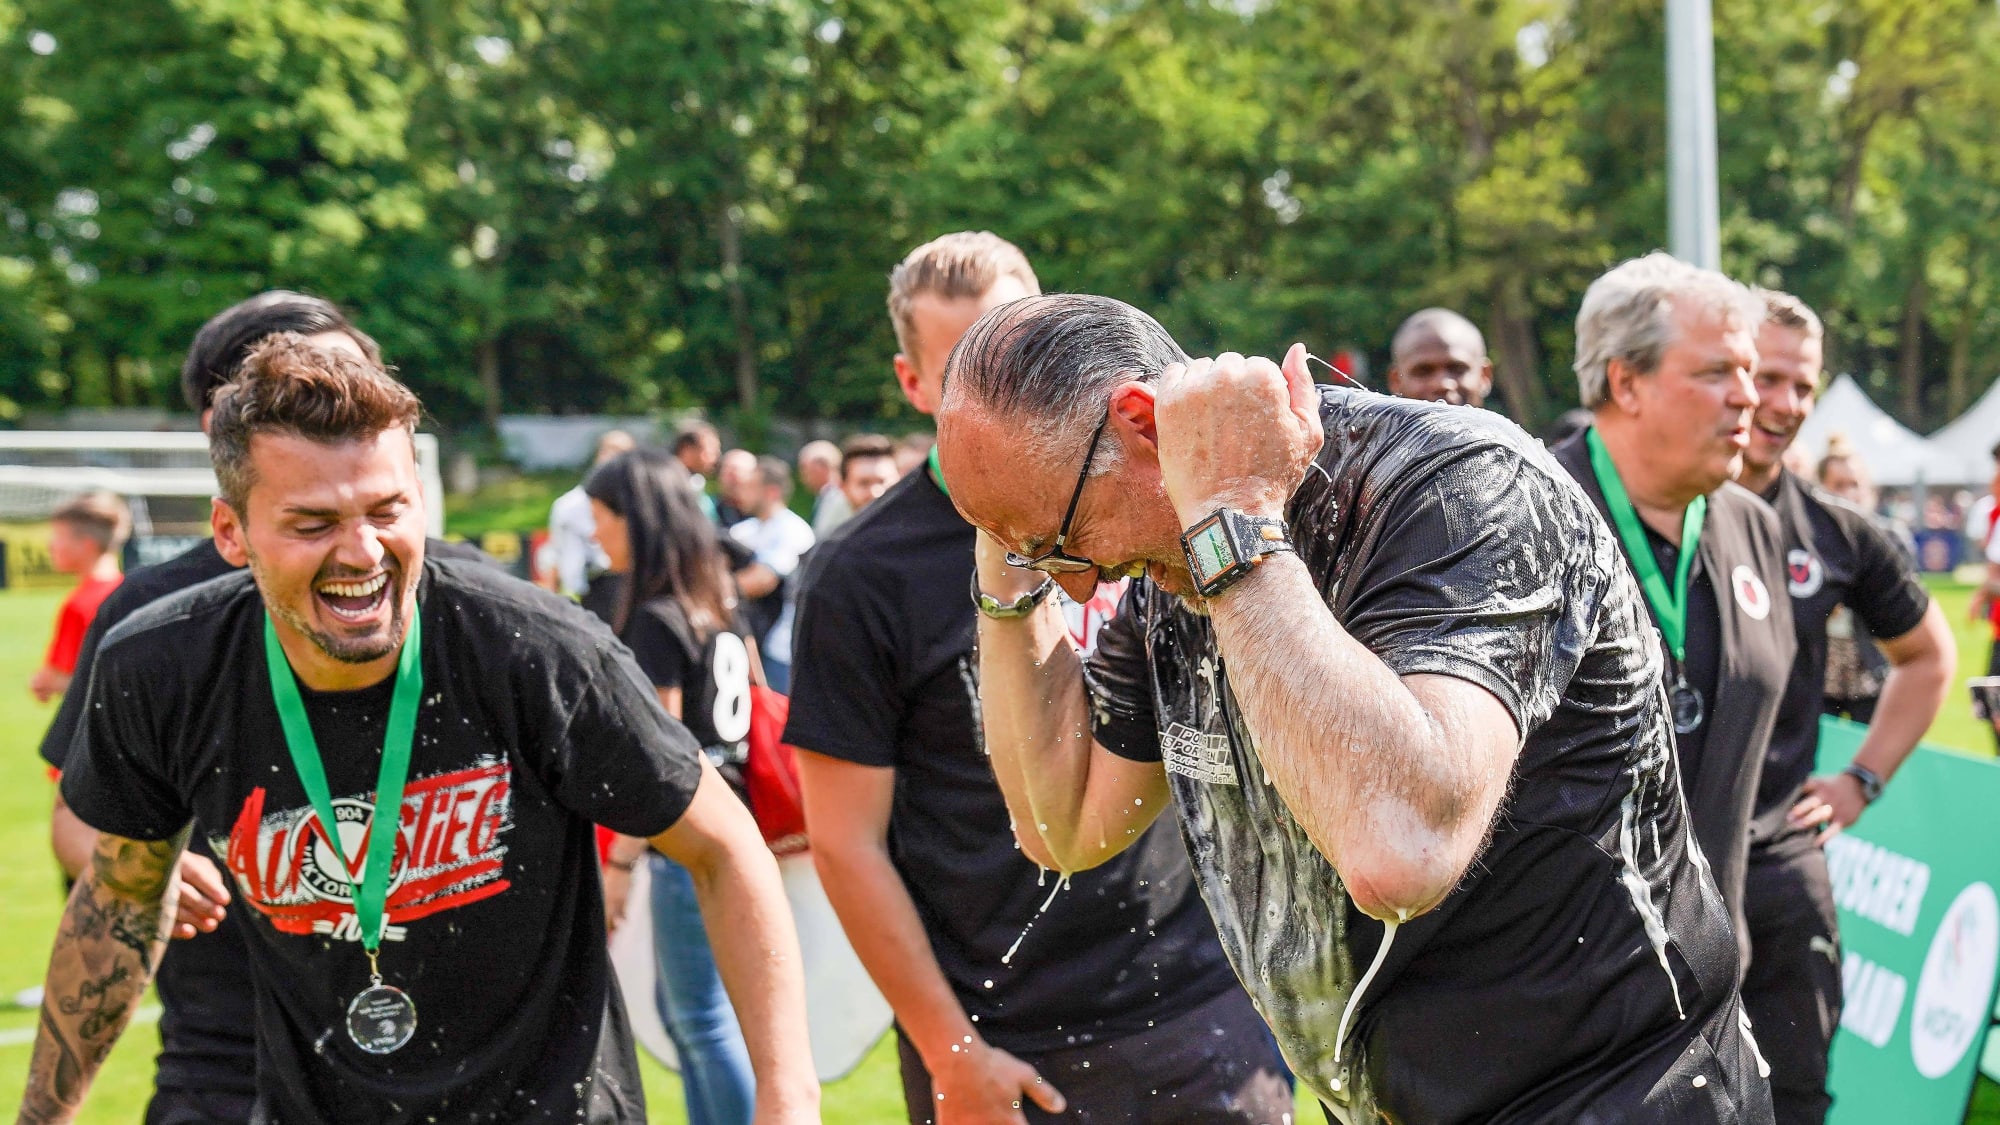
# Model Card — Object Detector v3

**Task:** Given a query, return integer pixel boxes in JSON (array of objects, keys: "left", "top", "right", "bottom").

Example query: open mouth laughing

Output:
[{"left": 316, "top": 571, "right": 392, "bottom": 622}]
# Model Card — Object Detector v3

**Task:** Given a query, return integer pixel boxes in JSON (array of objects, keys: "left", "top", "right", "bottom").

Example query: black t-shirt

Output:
[
  {"left": 1758, "top": 471, "right": 1930, "bottom": 835},
  {"left": 1087, "top": 388, "right": 1755, "bottom": 1122},
  {"left": 61, "top": 558, "right": 705, "bottom": 1124},
  {"left": 37, "top": 535, "right": 492, "bottom": 1097},
  {"left": 622, "top": 598, "right": 754, "bottom": 758},
  {"left": 1639, "top": 524, "right": 1722, "bottom": 788},
  {"left": 782, "top": 469, "right": 1240, "bottom": 1054}
]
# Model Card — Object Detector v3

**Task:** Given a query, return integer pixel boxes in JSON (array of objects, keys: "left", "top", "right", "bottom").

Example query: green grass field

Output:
[{"left": 5, "top": 579, "right": 1997, "bottom": 1121}]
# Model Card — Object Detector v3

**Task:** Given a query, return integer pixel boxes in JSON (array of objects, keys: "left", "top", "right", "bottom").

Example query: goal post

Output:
[{"left": 0, "top": 430, "right": 448, "bottom": 585}]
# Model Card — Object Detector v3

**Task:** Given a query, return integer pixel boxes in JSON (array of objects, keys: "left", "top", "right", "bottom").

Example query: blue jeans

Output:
[{"left": 649, "top": 854, "right": 755, "bottom": 1125}]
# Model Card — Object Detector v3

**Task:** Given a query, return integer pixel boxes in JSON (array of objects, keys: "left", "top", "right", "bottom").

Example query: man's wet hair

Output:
[
  {"left": 208, "top": 334, "right": 420, "bottom": 512},
  {"left": 181, "top": 291, "right": 380, "bottom": 413},
  {"left": 944, "top": 293, "right": 1188, "bottom": 467}
]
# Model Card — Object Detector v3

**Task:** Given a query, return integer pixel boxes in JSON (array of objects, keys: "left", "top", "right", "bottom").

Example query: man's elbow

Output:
[{"left": 1336, "top": 821, "right": 1474, "bottom": 923}]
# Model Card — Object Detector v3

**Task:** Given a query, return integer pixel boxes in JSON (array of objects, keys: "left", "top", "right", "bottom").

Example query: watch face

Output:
[{"left": 1187, "top": 516, "right": 1237, "bottom": 584}]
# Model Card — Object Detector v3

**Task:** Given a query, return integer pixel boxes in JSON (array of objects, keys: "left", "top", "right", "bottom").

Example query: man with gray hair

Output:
[
  {"left": 1384, "top": 307, "right": 1493, "bottom": 408},
  {"left": 938, "top": 291, "right": 1772, "bottom": 1122},
  {"left": 1549, "top": 251, "right": 1795, "bottom": 950}
]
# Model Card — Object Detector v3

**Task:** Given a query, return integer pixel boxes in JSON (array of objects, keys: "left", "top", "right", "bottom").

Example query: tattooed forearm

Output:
[{"left": 17, "top": 828, "right": 186, "bottom": 1125}]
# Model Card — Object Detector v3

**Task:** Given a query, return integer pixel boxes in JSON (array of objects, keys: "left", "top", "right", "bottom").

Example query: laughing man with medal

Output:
[
  {"left": 19, "top": 337, "right": 819, "bottom": 1125},
  {"left": 1551, "top": 252, "right": 1796, "bottom": 948}
]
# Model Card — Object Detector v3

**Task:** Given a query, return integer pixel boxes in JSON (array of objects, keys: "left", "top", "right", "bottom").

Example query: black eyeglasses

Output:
[{"left": 1005, "top": 408, "right": 1109, "bottom": 575}]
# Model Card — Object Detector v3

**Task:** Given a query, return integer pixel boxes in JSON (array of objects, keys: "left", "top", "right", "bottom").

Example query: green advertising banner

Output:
[{"left": 1819, "top": 717, "right": 2000, "bottom": 1125}]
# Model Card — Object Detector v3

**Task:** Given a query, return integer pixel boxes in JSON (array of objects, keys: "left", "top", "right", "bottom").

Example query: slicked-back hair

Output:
[
  {"left": 944, "top": 293, "right": 1189, "bottom": 468},
  {"left": 585, "top": 448, "right": 735, "bottom": 638},
  {"left": 887, "top": 232, "right": 1041, "bottom": 360},
  {"left": 209, "top": 333, "right": 421, "bottom": 512},
  {"left": 1573, "top": 251, "right": 1762, "bottom": 410},
  {"left": 181, "top": 291, "right": 380, "bottom": 413}
]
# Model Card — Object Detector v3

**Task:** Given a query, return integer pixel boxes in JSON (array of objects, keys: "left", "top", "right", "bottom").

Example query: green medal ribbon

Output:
[
  {"left": 1586, "top": 429, "right": 1705, "bottom": 660},
  {"left": 926, "top": 443, "right": 948, "bottom": 496},
  {"left": 263, "top": 607, "right": 423, "bottom": 972}
]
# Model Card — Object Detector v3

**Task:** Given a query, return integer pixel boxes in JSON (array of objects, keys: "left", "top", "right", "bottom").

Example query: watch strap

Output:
[
  {"left": 1182, "top": 509, "right": 1292, "bottom": 598},
  {"left": 971, "top": 572, "right": 1058, "bottom": 619},
  {"left": 1843, "top": 764, "right": 1885, "bottom": 804}
]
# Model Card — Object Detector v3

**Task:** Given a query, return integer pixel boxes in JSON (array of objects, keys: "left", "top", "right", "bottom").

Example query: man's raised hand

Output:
[{"left": 1154, "top": 343, "right": 1324, "bottom": 527}]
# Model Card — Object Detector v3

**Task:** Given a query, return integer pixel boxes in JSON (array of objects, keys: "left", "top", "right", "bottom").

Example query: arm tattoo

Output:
[{"left": 18, "top": 828, "right": 187, "bottom": 1125}]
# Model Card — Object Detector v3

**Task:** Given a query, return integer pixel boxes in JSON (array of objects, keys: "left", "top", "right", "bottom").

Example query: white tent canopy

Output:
[
  {"left": 1921, "top": 376, "right": 2000, "bottom": 487},
  {"left": 1796, "top": 374, "right": 1942, "bottom": 487}
]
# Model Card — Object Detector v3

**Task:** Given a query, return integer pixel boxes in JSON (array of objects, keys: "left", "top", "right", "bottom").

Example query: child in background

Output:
[{"left": 30, "top": 491, "right": 130, "bottom": 703}]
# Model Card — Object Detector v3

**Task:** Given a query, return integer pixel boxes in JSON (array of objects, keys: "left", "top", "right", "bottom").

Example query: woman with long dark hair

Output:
[{"left": 586, "top": 447, "right": 758, "bottom": 1125}]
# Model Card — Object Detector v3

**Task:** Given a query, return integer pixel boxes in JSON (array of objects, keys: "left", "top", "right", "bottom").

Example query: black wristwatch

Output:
[
  {"left": 1842, "top": 764, "right": 1885, "bottom": 805},
  {"left": 1181, "top": 508, "right": 1293, "bottom": 598}
]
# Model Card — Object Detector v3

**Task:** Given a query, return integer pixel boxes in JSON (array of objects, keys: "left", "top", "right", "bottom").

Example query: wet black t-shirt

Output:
[
  {"left": 38, "top": 536, "right": 492, "bottom": 1099},
  {"left": 1757, "top": 471, "right": 1930, "bottom": 842},
  {"left": 782, "top": 469, "right": 1240, "bottom": 1054},
  {"left": 1086, "top": 388, "right": 1764, "bottom": 1123},
  {"left": 61, "top": 558, "right": 705, "bottom": 1124}
]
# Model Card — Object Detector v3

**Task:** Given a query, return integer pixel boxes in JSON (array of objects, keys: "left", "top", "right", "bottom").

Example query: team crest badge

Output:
[
  {"left": 1786, "top": 549, "right": 1824, "bottom": 599},
  {"left": 1732, "top": 565, "right": 1772, "bottom": 621}
]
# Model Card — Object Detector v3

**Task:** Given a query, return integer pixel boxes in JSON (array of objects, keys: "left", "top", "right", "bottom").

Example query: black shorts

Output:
[{"left": 897, "top": 987, "right": 1293, "bottom": 1124}]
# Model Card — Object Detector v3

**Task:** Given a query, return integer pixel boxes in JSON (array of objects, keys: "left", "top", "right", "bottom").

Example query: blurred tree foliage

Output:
[{"left": 0, "top": 0, "right": 1994, "bottom": 436}]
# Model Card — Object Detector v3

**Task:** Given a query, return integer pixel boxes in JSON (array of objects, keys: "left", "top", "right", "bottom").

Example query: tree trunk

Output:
[
  {"left": 1487, "top": 275, "right": 1548, "bottom": 431},
  {"left": 476, "top": 336, "right": 502, "bottom": 435},
  {"left": 1896, "top": 243, "right": 1928, "bottom": 425},
  {"left": 720, "top": 196, "right": 758, "bottom": 416},
  {"left": 1947, "top": 255, "right": 1980, "bottom": 419}
]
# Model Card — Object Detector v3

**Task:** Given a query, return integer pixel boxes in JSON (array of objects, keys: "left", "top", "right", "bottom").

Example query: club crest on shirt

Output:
[
  {"left": 1732, "top": 565, "right": 1772, "bottom": 621},
  {"left": 1161, "top": 721, "right": 1239, "bottom": 786},
  {"left": 1787, "top": 549, "right": 1825, "bottom": 599},
  {"left": 221, "top": 759, "right": 515, "bottom": 938}
]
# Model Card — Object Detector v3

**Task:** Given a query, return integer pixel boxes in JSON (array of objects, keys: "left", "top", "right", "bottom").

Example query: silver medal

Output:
[
  {"left": 346, "top": 982, "right": 418, "bottom": 1054},
  {"left": 1670, "top": 680, "right": 1705, "bottom": 735}
]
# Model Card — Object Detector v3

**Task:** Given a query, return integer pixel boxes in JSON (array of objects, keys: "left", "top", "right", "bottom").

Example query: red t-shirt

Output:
[{"left": 44, "top": 574, "right": 123, "bottom": 674}]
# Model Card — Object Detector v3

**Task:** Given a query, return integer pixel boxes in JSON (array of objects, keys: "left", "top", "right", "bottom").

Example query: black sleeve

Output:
[
  {"left": 58, "top": 636, "right": 192, "bottom": 841},
  {"left": 1339, "top": 445, "right": 1600, "bottom": 738},
  {"left": 536, "top": 637, "right": 707, "bottom": 836},
  {"left": 1085, "top": 583, "right": 1163, "bottom": 762},
  {"left": 1844, "top": 509, "right": 1932, "bottom": 642},
  {"left": 39, "top": 611, "right": 107, "bottom": 770},
  {"left": 624, "top": 605, "right": 694, "bottom": 692},
  {"left": 780, "top": 548, "right": 902, "bottom": 767}
]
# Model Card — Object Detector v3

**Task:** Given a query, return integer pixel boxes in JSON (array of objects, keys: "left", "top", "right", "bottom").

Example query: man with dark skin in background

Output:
[{"left": 1384, "top": 308, "right": 1492, "bottom": 408}]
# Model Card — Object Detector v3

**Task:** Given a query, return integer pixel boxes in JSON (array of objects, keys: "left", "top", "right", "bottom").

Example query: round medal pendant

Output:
[
  {"left": 346, "top": 983, "right": 417, "bottom": 1055},
  {"left": 1671, "top": 682, "right": 1705, "bottom": 735}
]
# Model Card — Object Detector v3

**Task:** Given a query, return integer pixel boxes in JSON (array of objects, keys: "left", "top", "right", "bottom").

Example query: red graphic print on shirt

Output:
[{"left": 223, "top": 759, "right": 513, "bottom": 940}]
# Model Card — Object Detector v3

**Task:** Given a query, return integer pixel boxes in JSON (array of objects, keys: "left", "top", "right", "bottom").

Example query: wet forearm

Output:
[{"left": 1206, "top": 555, "right": 1506, "bottom": 920}]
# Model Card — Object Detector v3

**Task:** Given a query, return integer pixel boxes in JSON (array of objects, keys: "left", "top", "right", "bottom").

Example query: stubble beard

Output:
[{"left": 248, "top": 549, "right": 414, "bottom": 665}]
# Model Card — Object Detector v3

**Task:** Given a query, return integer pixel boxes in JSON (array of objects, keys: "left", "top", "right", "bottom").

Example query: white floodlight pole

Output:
[{"left": 1666, "top": 0, "right": 1722, "bottom": 270}]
